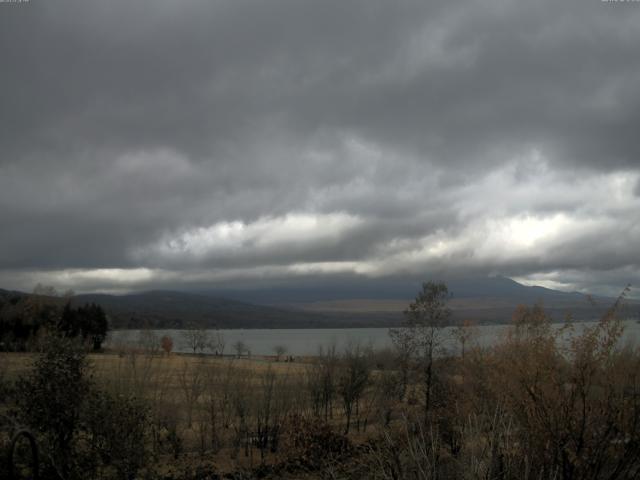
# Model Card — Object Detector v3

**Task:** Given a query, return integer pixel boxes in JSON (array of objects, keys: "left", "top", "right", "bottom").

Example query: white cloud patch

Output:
[
  {"left": 135, "top": 212, "right": 365, "bottom": 263},
  {"left": 0, "top": 268, "right": 158, "bottom": 295}
]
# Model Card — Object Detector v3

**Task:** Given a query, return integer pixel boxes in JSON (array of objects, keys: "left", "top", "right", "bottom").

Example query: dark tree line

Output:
[
  {"left": 0, "top": 295, "right": 108, "bottom": 351},
  {"left": 59, "top": 303, "right": 108, "bottom": 350}
]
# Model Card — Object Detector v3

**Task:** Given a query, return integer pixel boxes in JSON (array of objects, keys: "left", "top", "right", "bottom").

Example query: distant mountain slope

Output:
[
  {"left": 203, "top": 276, "right": 637, "bottom": 324},
  {"left": 445, "top": 276, "right": 587, "bottom": 301},
  {"left": 3, "top": 277, "right": 637, "bottom": 329},
  {"left": 199, "top": 275, "right": 593, "bottom": 305},
  {"left": 72, "top": 290, "right": 373, "bottom": 329},
  {"left": 0, "top": 288, "right": 24, "bottom": 299}
]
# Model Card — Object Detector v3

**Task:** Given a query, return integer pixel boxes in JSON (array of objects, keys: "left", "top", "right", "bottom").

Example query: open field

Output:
[{"left": 0, "top": 350, "right": 310, "bottom": 388}]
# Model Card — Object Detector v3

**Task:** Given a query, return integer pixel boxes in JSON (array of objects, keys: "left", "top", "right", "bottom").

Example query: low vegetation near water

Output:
[{"left": 1, "top": 282, "right": 639, "bottom": 479}]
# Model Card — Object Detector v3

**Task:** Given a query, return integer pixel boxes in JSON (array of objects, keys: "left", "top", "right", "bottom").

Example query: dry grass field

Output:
[
  {"left": 8, "top": 349, "right": 377, "bottom": 474},
  {"left": 3, "top": 299, "right": 640, "bottom": 479},
  {"left": 1, "top": 346, "right": 401, "bottom": 477}
]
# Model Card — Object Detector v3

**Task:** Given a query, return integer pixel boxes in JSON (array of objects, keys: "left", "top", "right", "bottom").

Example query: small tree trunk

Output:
[
  {"left": 344, "top": 405, "right": 352, "bottom": 434},
  {"left": 424, "top": 342, "right": 434, "bottom": 423}
]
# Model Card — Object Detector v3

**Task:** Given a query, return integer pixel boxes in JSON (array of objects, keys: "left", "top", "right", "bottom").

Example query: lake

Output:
[{"left": 106, "top": 319, "right": 640, "bottom": 356}]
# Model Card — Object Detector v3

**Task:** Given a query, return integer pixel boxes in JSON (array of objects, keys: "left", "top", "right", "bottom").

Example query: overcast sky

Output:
[{"left": 1, "top": 0, "right": 639, "bottom": 297}]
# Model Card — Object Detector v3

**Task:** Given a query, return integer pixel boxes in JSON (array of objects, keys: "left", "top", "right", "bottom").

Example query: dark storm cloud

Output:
[{"left": 1, "top": 0, "right": 639, "bottom": 295}]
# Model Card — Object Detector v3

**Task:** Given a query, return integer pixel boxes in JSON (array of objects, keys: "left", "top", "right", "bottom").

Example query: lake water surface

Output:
[{"left": 107, "top": 319, "right": 640, "bottom": 356}]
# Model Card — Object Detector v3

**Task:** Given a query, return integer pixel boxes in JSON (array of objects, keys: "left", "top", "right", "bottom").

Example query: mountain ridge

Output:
[{"left": 2, "top": 277, "right": 636, "bottom": 329}]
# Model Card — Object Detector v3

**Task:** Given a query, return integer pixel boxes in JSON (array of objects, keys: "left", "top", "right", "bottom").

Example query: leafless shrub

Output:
[{"left": 483, "top": 287, "right": 640, "bottom": 479}]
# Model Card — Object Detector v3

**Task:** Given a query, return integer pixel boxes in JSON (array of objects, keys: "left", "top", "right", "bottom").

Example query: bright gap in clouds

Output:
[
  {"left": 137, "top": 212, "right": 364, "bottom": 260},
  {"left": 482, "top": 214, "right": 570, "bottom": 253},
  {"left": 502, "top": 215, "right": 567, "bottom": 248}
]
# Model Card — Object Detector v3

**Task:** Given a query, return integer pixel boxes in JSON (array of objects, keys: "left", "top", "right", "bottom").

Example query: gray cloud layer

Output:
[{"left": 1, "top": 0, "right": 639, "bottom": 296}]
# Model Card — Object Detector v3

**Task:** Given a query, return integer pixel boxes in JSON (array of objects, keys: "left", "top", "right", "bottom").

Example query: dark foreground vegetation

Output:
[
  {"left": 0, "top": 289, "right": 108, "bottom": 352},
  {"left": 1, "top": 282, "right": 639, "bottom": 479}
]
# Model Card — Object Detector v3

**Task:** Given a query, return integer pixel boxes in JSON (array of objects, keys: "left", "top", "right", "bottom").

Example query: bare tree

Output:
[
  {"left": 32, "top": 283, "right": 58, "bottom": 297},
  {"left": 182, "top": 327, "right": 210, "bottom": 354},
  {"left": 203, "top": 358, "right": 236, "bottom": 452},
  {"left": 138, "top": 329, "right": 160, "bottom": 356},
  {"left": 391, "top": 331, "right": 415, "bottom": 401},
  {"left": 255, "top": 367, "right": 276, "bottom": 460},
  {"left": 389, "top": 281, "right": 450, "bottom": 419},
  {"left": 374, "top": 368, "right": 405, "bottom": 427},
  {"left": 117, "top": 347, "right": 159, "bottom": 397},
  {"left": 62, "top": 289, "right": 75, "bottom": 299},
  {"left": 229, "top": 372, "right": 251, "bottom": 459},
  {"left": 233, "top": 340, "right": 246, "bottom": 358},
  {"left": 338, "top": 344, "right": 370, "bottom": 434},
  {"left": 307, "top": 344, "right": 339, "bottom": 421},
  {"left": 273, "top": 344, "right": 287, "bottom": 361},
  {"left": 210, "top": 328, "right": 226, "bottom": 356},
  {"left": 452, "top": 319, "right": 475, "bottom": 360}
]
